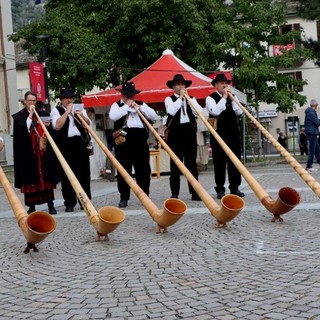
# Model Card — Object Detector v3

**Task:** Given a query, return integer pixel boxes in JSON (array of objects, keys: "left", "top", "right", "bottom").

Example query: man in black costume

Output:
[
  {"left": 205, "top": 73, "right": 244, "bottom": 199},
  {"left": 12, "top": 91, "right": 59, "bottom": 214},
  {"left": 109, "top": 82, "right": 157, "bottom": 208},
  {"left": 51, "top": 86, "right": 91, "bottom": 212},
  {"left": 164, "top": 74, "right": 203, "bottom": 201}
]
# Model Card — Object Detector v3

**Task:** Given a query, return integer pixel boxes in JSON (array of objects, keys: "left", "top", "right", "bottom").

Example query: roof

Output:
[
  {"left": 82, "top": 50, "right": 216, "bottom": 108},
  {"left": 14, "top": 40, "right": 37, "bottom": 69}
]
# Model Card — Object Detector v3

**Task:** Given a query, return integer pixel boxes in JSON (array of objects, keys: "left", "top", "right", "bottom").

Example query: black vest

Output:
[
  {"left": 210, "top": 92, "right": 240, "bottom": 139},
  {"left": 113, "top": 101, "right": 126, "bottom": 131},
  {"left": 56, "top": 106, "right": 89, "bottom": 146},
  {"left": 165, "top": 95, "right": 197, "bottom": 132}
]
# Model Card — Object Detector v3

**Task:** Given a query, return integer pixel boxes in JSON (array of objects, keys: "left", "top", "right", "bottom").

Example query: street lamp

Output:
[{"left": 36, "top": 34, "right": 51, "bottom": 113}]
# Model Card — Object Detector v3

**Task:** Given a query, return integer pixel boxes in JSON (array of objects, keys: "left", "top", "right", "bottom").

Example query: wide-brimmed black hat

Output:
[
  {"left": 116, "top": 82, "right": 141, "bottom": 95},
  {"left": 166, "top": 74, "right": 192, "bottom": 89},
  {"left": 211, "top": 73, "right": 232, "bottom": 86},
  {"left": 58, "top": 86, "right": 76, "bottom": 98}
]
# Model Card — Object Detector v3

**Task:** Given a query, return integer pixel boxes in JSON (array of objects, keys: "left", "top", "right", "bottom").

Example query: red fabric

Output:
[
  {"left": 81, "top": 50, "right": 216, "bottom": 109},
  {"left": 20, "top": 126, "right": 55, "bottom": 195}
]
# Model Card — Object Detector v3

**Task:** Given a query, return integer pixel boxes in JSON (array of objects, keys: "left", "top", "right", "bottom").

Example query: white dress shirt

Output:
[
  {"left": 51, "top": 107, "right": 91, "bottom": 137},
  {"left": 205, "top": 91, "right": 243, "bottom": 116},
  {"left": 109, "top": 99, "right": 157, "bottom": 127},
  {"left": 165, "top": 93, "right": 203, "bottom": 124}
]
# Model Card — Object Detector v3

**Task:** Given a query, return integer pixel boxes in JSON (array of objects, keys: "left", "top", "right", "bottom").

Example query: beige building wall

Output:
[{"left": 0, "top": 0, "right": 18, "bottom": 165}]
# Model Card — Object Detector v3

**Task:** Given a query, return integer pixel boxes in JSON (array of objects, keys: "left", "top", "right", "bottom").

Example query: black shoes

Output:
[
  {"left": 48, "top": 207, "right": 57, "bottom": 215},
  {"left": 65, "top": 205, "right": 74, "bottom": 212},
  {"left": 231, "top": 190, "right": 245, "bottom": 197},
  {"left": 118, "top": 200, "right": 128, "bottom": 208},
  {"left": 170, "top": 194, "right": 178, "bottom": 199},
  {"left": 217, "top": 191, "right": 225, "bottom": 199},
  {"left": 191, "top": 194, "right": 201, "bottom": 201}
]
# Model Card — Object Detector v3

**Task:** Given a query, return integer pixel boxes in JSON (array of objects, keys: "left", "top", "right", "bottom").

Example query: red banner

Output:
[{"left": 29, "top": 62, "right": 46, "bottom": 102}]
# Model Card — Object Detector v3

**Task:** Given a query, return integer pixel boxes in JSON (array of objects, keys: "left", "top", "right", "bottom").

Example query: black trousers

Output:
[
  {"left": 211, "top": 136, "right": 241, "bottom": 192},
  {"left": 300, "top": 144, "right": 308, "bottom": 156},
  {"left": 61, "top": 136, "right": 91, "bottom": 207},
  {"left": 168, "top": 123, "right": 198, "bottom": 196},
  {"left": 115, "top": 128, "right": 151, "bottom": 200}
]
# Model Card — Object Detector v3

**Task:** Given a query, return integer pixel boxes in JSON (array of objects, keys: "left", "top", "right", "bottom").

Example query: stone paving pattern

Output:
[{"left": 1, "top": 162, "right": 320, "bottom": 319}]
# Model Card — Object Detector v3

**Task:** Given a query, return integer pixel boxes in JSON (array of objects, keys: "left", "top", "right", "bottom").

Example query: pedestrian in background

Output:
[
  {"left": 206, "top": 73, "right": 244, "bottom": 199},
  {"left": 304, "top": 99, "right": 320, "bottom": 173},
  {"left": 110, "top": 82, "right": 157, "bottom": 208},
  {"left": 51, "top": 86, "right": 92, "bottom": 212},
  {"left": 164, "top": 74, "right": 203, "bottom": 201},
  {"left": 12, "top": 91, "right": 58, "bottom": 214},
  {"left": 299, "top": 128, "right": 308, "bottom": 156},
  {"left": 277, "top": 131, "right": 288, "bottom": 151}
]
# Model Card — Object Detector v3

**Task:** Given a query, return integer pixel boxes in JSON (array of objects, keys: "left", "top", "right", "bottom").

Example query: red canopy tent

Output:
[{"left": 81, "top": 49, "right": 217, "bottom": 109}]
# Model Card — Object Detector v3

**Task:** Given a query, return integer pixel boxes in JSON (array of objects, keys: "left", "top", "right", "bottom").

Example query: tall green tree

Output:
[
  {"left": 10, "top": 0, "right": 314, "bottom": 113},
  {"left": 295, "top": 0, "right": 320, "bottom": 66}
]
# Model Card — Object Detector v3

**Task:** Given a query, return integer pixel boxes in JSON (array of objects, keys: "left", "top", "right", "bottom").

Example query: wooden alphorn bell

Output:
[
  {"left": 133, "top": 103, "right": 245, "bottom": 228},
  {"left": 32, "top": 108, "right": 125, "bottom": 240},
  {"left": 0, "top": 165, "right": 56, "bottom": 253},
  {"left": 184, "top": 92, "right": 301, "bottom": 222},
  {"left": 77, "top": 113, "right": 187, "bottom": 233},
  {"left": 228, "top": 93, "right": 320, "bottom": 198}
]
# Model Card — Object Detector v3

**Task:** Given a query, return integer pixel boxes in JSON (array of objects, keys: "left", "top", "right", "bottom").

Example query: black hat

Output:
[
  {"left": 211, "top": 73, "right": 232, "bottom": 86},
  {"left": 116, "top": 82, "right": 141, "bottom": 95},
  {"left": 166, "top": 74, "right": 192, "bottom": 89},
  {"left": 58, "top": 86, "right": 76, "bottom": 98}
]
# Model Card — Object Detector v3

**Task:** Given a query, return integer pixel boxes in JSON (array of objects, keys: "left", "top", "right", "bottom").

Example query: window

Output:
[
  {"left": 280, "top": 23, "right": 301, "bottom": 49},
  {"left": 274, "top": 23, "right": 301, "bottom": 56},
  {"left": 284, "top": 71, "right": 303, "bottom": 92}
]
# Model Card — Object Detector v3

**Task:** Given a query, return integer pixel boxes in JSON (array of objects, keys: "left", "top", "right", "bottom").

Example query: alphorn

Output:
[
  {"left": 228, "top": 93, "right": 320, "bottom": 198},
  {"left": 0, "top": 165, "right": 56, "bottom": 253},
  {"left": 184, "top": 93, "right": 301, "bottom": 222},
  {"left": 77, "top": 115, "right": 187, "bottom": 233},
  {"left": 133, "top": 104, "right": 245, "bottom": 228},
  {"left": 32, "top": 109, "right": 125, "bottom": 240}
]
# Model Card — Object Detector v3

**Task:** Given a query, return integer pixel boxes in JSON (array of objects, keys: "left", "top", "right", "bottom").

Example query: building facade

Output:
[
  {"left": 0, "top": 0, "right": 18, "bottom": 165},
  {"left": 255, "top": 9, "right": 320, "bottom": 154}
]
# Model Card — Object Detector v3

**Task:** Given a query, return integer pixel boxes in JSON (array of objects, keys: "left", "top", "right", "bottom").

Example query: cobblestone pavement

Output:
[{"left": 1, "top": 162, "right": 320, "bottom": 319}]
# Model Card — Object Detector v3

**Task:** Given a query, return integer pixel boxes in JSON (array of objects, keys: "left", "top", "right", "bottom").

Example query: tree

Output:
[
  {"left": 294, "top": 0, "right": 320, "bottom": 66},
  {"left": 296, "top": 0, "right": 320, "bottom": 20},
  {"left": 10, "top": 0, "right": 314, "bottom": 113},
  {"left": 216, "top": 0, "right": 314, "bottom": 112},
  {"left": 11, "top": 0, "right": 45, "bottom": 32}
]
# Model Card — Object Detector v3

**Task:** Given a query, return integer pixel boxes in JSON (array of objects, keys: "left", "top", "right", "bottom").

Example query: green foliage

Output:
[
  {"left": 9, "top": 0, "right": 315, "bottom": 112},
  {"left": 296, "top": 0, "right": 320, "bottom": 20},
  {"left": 11, "top": 0, "right": 45, "bottom": 32},
  {"left": 295, "top": 0, "right": 320, "bottom": 67}
]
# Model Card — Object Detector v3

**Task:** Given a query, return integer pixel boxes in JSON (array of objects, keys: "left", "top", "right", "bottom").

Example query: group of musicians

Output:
[
  {"left": 109, "top": 72, "right": 244, "bottom": 208},
  {"left": 10, "top": 73, "right": 244, "bottom": 214}
]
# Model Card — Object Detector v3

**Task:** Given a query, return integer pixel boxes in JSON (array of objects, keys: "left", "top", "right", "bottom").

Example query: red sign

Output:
[{"left": 29, "top": 62, "right": 46, "bottom": 102}]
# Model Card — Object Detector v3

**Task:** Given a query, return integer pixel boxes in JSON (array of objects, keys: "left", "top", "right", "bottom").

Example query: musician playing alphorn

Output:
[
  {"left": 110, "top": 82, "right": 157, "bottom": 209},
  {"left": 165, "top": 74, "right": 203, "bottom": 201},
  {"left": 51, "top": 86, "right": 92, "bottom": 213},
  {"left": 12, "top": 91, "right": 59, "bottom": 215},
  {"left": 205, "top": 73, "right": 244, "bottom": 200}
]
